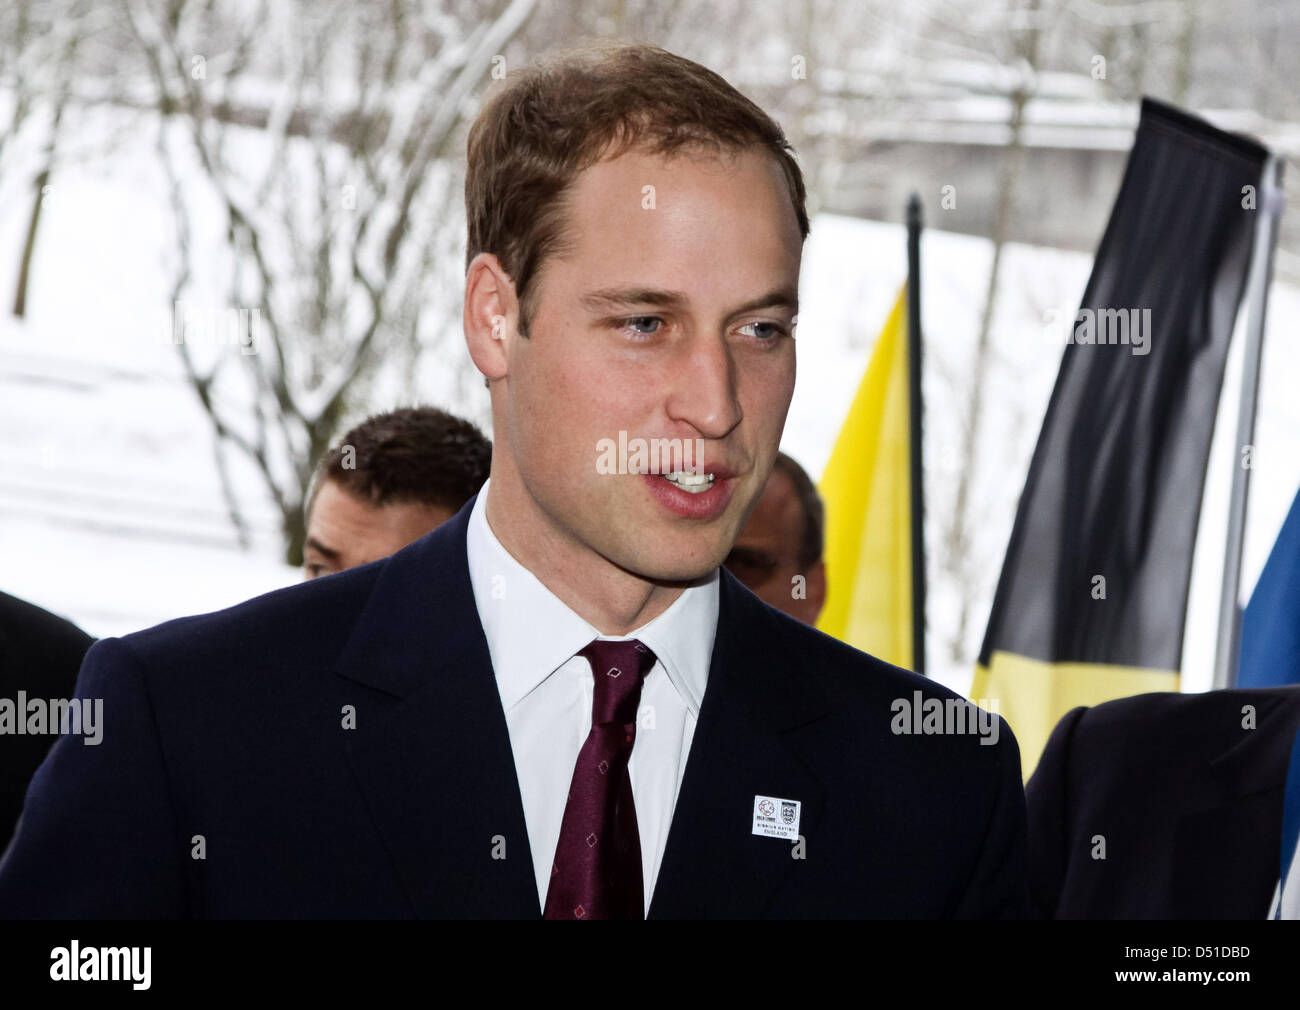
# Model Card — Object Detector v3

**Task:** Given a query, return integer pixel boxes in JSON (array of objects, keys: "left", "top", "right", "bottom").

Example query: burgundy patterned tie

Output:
[{"left": 543, "top": 638, "right": 657, "bottom": 920}]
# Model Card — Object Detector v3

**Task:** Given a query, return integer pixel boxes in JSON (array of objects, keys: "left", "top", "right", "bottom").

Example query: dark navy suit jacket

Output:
[
  {"left": 0, "top": 497, "right": 1027, "bottom": 918},
  {"left": 1027, "top": 687, "right": 1300, "bottom": 919}
]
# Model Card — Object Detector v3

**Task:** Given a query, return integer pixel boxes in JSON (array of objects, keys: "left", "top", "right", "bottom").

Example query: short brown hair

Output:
[
  {"left": 307, "top": 406, "right": 491, "bottom": 519},
  {"left": 465, "top": 44, "right": 810, "bottom": 335}
]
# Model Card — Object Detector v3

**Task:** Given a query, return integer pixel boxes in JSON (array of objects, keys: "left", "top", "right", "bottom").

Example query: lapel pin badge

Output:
[{"left": 752, "top": 794, "right": 801, "bottom": 839}]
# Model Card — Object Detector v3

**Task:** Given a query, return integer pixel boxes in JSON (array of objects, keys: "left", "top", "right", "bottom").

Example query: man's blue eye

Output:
[
  {"left": 626, "top": 316, "right": 662, "bottom": 335},
  {"left": 741, "top": 321, "right": 785, "bottom": 340}
]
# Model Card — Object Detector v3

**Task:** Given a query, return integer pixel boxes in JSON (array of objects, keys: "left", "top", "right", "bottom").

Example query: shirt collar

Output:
[{"left": 465, "top": 478, "right": 718, "bottom": 715}]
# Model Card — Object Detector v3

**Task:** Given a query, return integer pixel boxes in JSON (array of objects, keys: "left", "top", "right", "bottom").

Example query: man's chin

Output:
[
  {"left": 647, "top": 564, "right": 721, "bottom": 589},
  {"left": 608, "top": 547, "right": 725, "bottom": 588}
]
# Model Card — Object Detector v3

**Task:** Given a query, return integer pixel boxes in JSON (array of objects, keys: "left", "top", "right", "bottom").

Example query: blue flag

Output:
[{"left": 1240, "top": 484, "right": 1300, "bottom": 688}]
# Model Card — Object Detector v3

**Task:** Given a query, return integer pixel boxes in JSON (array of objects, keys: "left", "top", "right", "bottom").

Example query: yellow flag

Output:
[
  {"left": 815, "top": 285, "right": 913, "bottom": 669},
  {"left": 973, "top": 654, "right": 1177, "bottom": 780}
]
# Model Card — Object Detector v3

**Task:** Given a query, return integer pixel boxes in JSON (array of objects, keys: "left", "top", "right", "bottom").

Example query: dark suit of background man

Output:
[
  {"left": 0, "top": 43, "right": 1026, "bottom": 919},
  {"left": 1027, "top": 687, "right": 1300, "bottom": 918},
  {"left": 0, "top": 592, "right": 94, "bottom": 850}
]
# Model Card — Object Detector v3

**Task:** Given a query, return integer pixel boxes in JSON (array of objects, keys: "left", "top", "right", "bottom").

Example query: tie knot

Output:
[{"left": 578, "top": 638, "right": 656, "bottom": 726}]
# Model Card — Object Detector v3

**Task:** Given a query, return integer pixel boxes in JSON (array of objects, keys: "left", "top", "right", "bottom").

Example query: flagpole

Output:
[
  {"left": 1212, "top": 154, "right": 1285, "bottom": 690},
  {"left": 907, "top": 193, "right": 927, "bottom": 677}
]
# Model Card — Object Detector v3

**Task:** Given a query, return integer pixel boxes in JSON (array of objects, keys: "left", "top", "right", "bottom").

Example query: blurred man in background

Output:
[
  {"left": 724, "top": 451, "right": 825, "bottom": 625},
  {"left": 303, "top": 406, "right": 491, "bottom": 578}
]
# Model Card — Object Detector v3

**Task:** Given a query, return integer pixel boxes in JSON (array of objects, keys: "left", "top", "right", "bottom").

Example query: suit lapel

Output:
[
  {"left": 333, "top": 498, "right": 540, "bottom": 918},
  {"left": 649, "top": 571, "right": 831, "bottom": 918}
]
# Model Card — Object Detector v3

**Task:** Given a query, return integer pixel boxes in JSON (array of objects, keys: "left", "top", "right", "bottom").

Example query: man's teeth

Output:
[{"left": 660, "top": 471, "right": 716, "bottom": 493}]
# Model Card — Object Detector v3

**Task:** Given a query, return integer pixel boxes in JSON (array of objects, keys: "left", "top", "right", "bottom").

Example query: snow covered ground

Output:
[{"left": 2, "top": 100, "right": 1297, "bottom": 701}]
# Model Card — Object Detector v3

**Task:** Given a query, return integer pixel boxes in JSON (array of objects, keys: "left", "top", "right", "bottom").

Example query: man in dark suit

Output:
[
  {"left": 0, "top": 591, "right": 94, "bottom": 849},
  {"left": 0, "top": 43, "right": 1026, "bottom": 919},
  {"left": 1026, "top": 687, "right": 1300, "bottom": 918}
]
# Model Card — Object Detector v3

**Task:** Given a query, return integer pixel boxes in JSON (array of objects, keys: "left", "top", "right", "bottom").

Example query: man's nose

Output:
[{"left": 663, "top": 335, "right": 743, "bottom": 440}]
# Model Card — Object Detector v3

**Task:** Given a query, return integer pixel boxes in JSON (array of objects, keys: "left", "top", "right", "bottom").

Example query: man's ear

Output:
[{"left": 464, "top": 252, "right": 519, "bottom": 385}]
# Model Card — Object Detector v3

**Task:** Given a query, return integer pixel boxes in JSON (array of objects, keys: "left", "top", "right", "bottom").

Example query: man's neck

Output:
[{"left": 483, "top": 476, "right": 687, "bottom": 636}]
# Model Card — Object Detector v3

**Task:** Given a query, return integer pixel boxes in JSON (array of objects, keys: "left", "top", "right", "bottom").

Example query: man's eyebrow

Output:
[
  {"left": 728, "top": 288, "right": 799, "bottom": 318},
  {"left": 580, "top": 287, "right": 687, "bottom": 313},
  {"left": 579, "top": 286, "right": 799, "bottom": 317},
  {"left": 304, "top": 537, "right": 340, "bottom": 562}
]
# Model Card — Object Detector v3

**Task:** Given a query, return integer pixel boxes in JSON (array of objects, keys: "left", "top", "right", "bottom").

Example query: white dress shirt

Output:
[{"left": 465, "top": 479, "right": 719, "bottom": 916}]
